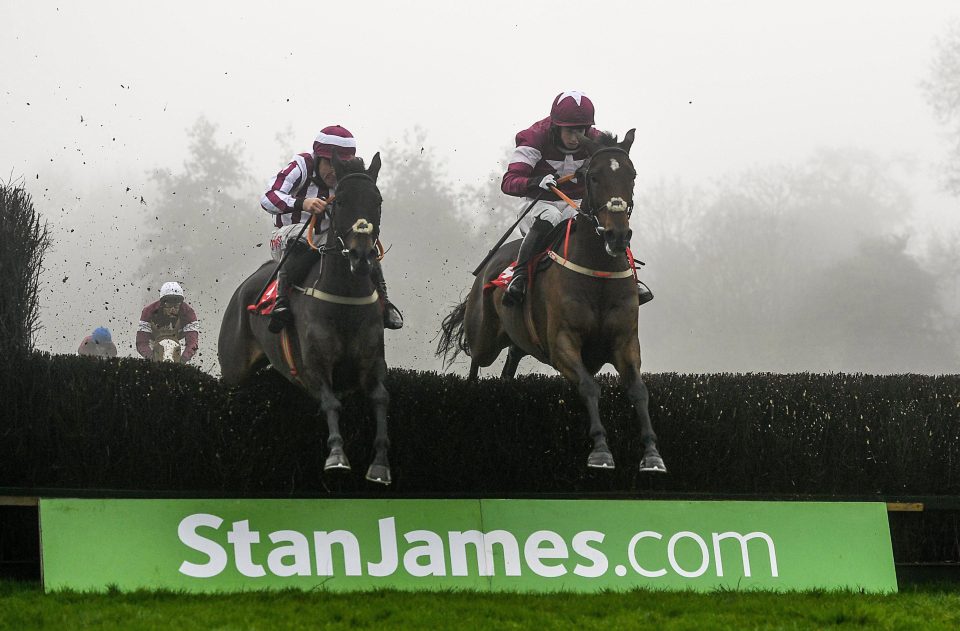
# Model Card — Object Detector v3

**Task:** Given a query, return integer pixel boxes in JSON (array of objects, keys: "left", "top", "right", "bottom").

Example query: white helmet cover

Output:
[{"left": 159, "top": 282, "right": 184, "bottom": 299}]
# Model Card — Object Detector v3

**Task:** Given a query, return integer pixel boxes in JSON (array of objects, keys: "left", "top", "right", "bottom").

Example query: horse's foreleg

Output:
[
  {"left": 364, "top": 359, "right": 391, "bottom": 485},
  {"left": 613, "top": 342, "right": 666, "bottom": 473},
  {"left": 500, "top": 344, "right": 525, "bottom": 379},
  {"left": 553, "top": 333, "right": 615, "bottom": 469},
  {"left": 313, "top": 380, "right": 350, "bottom": 471}
]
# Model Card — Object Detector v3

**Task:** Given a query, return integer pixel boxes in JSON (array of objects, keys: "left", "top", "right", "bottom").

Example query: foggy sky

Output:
[{"left": 2, "top": 1, "right": 959, "bottom": 374}]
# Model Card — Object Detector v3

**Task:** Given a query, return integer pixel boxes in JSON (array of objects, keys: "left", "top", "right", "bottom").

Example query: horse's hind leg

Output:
[
  {"left": 553, "top": 332, "right": 615, "bottom": 469},
  {"left": 613, "top": 341, "right": 666, "bottom": 473},
  {"left": 463, "top": 288, "right": 510, "bottom": 382},
  {"left": 219, "top": 290, "right": 264, "bottom": 386},
  {"left": 501, "top": 344, "right": 526, "bottom": 379},
  {"left": 364, "top": 358, "right": 391, "bottom": 485},
  {"left": 221, "top": 341, "right": 265, "bottom": 386}
]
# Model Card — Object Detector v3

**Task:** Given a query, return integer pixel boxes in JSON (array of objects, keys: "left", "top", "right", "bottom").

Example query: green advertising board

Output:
[{"left": 39, "top": 499, "right": 897, "bottom": 593}]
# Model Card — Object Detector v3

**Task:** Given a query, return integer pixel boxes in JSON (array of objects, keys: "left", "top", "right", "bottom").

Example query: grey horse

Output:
[{"left": 218, "top": 154, "right": 392, "bottom": 484}]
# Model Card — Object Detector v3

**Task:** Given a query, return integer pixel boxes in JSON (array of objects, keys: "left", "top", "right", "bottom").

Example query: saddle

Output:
[
  {"left": 247, "top": 279, "right": 280, "bottom": 316},
  {"left": 244, "top": 278, "right": 301, "bottom": 377},
  {"left": 484, "top": 220, "right": 573, "bottom": 292}
]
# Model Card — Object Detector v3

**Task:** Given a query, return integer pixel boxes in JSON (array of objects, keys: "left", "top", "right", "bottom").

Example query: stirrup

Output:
[
  {"left": 638, "top": 282, "right": 654, "bottom": 306},
  {"left": 503, "top": 274, "right": 527, "bottom": 307},
  {"left": 268, "top": 303, "right": 293, "bottom": 333},
  {"left": 384, "top": 303, "right": 404, "bottom": 330}
]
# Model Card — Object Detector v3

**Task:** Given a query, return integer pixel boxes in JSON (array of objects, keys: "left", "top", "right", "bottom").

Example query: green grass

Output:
[{"left": 1, "top": 582, "right": 959, "bottom": 631}]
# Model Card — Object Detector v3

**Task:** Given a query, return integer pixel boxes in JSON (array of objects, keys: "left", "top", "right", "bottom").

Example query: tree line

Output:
[
  {"left": 16, "top": 14, "right": 960, "bottom": 375},
  {"left": 121, "top": 121, "right": 959, "bottom": 375}
]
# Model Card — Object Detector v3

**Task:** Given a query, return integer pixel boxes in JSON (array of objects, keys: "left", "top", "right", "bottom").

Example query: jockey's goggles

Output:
[{"left": 160, "top": 297, "right": 183, "bottom": 307}]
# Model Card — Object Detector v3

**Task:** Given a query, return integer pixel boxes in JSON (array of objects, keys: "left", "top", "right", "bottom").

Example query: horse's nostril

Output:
[{"left": 368, "top": 248, "right": 379, "bottom": 260}]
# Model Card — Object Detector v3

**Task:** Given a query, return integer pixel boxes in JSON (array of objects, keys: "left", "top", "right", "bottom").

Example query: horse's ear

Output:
[
  {"left": 619, "top": 129, "right": 636, "bottom": 154},
  {"left": 367, "top": 152, "right": 382, "bottom": 183},
  {"left": 576, "top": 132, "right": 601, "bottom": 156}
]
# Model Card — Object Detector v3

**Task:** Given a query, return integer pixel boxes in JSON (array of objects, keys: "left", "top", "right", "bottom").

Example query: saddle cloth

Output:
[
  {"left": 247, "top": 279, "right": 279, "bottom": 315},
  {"left": 485, "top": 261, "right": 519, "bottom": 290},
  {"left": 483, "top": 219, "right": 580, "bottom": 292},
  {"left": 483, "top": 252, "right": 553, "bottom": 292}
]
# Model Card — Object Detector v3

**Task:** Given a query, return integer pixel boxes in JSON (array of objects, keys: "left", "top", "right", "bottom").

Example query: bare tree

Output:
[
  {"left": 923, "top": 19, "right": 960, "bottom": 195},
  {"left": 378, "top": 128, "right": 477, "bottom": 370},
  {"left": 135, "top": 117, "right": 259, "bottom": 370},
  {"left": 635, "top": 149, "right": 957, "bottom": 373},
  {"left": 0, "top": 181, "right": 51, "bottom": 355}
]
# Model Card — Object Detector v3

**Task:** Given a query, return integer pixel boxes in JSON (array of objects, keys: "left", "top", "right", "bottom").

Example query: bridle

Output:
[
  {"left": 294, "top": 170, "right": 384, "bottom": 306},
  {"left": 576, "top": 146, "right": 635, "bottom": 236},
  {"left": 310, "top": 171, "right": 382, "bottom": 258}
]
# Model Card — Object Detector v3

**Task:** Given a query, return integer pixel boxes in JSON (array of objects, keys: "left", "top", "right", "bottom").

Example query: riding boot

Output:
[
  {"left": 638, "top": 280, "right": 654, "bottom": 306},
  {"left": 268, "top": 268, "right": 294, "bottom": 333},
  {"left": 503, "top": 217, "right": 553, "bottom": 307},
  {"left": 372, "top": 262, "right": 403, "bottom": 330},
  {"left": 269, "top": 241, "right": 316, "bottom": 334}
]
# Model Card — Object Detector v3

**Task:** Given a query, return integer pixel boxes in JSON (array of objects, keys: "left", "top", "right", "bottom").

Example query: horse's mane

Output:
[
  {"left": 338, "top": 157, "right": 366, "bottom": 174},
  {"left": 595, "top": 131, "right": 619, "bottom": 147}
]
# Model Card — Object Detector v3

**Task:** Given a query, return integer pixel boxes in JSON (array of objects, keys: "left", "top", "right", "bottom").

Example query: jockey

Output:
[
  {"left": 500, "top": 90, "right": 654, "bottom": 306},
  {"left": 260, "top": 125, "right": 403, "bottom": 333},
  {"left": 136, "top": 282, "right": 199, "bottom": 363},
  {"left": 77, "top": 326, "right": 117, "bottom": 358}
]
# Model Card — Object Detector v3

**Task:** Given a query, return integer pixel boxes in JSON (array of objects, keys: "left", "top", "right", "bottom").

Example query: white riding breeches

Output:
[
  {"left": 269, "top": 220, "right": 330, "bottom": 262},
  {"left": 517, "top": 198, "right": 581, "bottom": 235}
]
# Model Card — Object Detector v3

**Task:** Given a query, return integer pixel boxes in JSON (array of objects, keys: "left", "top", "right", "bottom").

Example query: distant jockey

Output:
[
  {"left": 77, "top": 326, "right": 117, "bottom": 358},
  {"left": 136, "top": 282, "right": 199, "bottom": 363},
  {"left": 260, "top": 125, "right": 403, "bottom": 333},
  {"left": 500, "top": 90, "right": 654, "bottom": 307}
]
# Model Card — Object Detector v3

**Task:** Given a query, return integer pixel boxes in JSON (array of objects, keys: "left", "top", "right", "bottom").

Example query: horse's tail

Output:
[{"left": 436, "top": 298, "right": 469, "bottom": 366}]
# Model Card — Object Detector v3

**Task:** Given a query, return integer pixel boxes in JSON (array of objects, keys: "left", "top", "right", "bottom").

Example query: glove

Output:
[
  {"left": 536, "top": 174, "right": 558, "bottom": 191},
  {"left": 302, "top": 197, "right": 328, "bottom": 215}
]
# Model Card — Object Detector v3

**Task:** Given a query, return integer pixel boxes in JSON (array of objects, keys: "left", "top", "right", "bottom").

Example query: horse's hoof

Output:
[
  {"left": 639, "top": 455, "right": 667, "bottom": 473},
  {"left": 365, "top": 464, "right": 392, "bottom": 485},
  {"left": 587, "top": 449, "right": 616, "bottom": 470},
  {"left": 324, "top": 451, "right": 351, "bottom": 471}
]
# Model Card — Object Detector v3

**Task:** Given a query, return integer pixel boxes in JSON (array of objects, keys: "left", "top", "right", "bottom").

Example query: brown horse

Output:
[
  {"left": 218, "top": 154, "right": 392, "bottom": 484},
  {"left": 437, "top": 130, "right": 666, "bottom": 473}
]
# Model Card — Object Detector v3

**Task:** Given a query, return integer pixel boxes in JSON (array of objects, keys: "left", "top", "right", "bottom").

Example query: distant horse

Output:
[
  {"left": 218, "top": 154, "right": 392, "bottom": 484},
  {"left": 152, "top": 338, "right": 182, "bottom": 363},
  {"left": 437, "top": 130, "right": 666, "bottom": 473}
]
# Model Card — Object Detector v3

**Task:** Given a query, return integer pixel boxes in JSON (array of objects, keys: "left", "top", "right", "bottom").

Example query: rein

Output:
[{"left": 305, "top": 193, "right": 334, "bottom": 252}]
